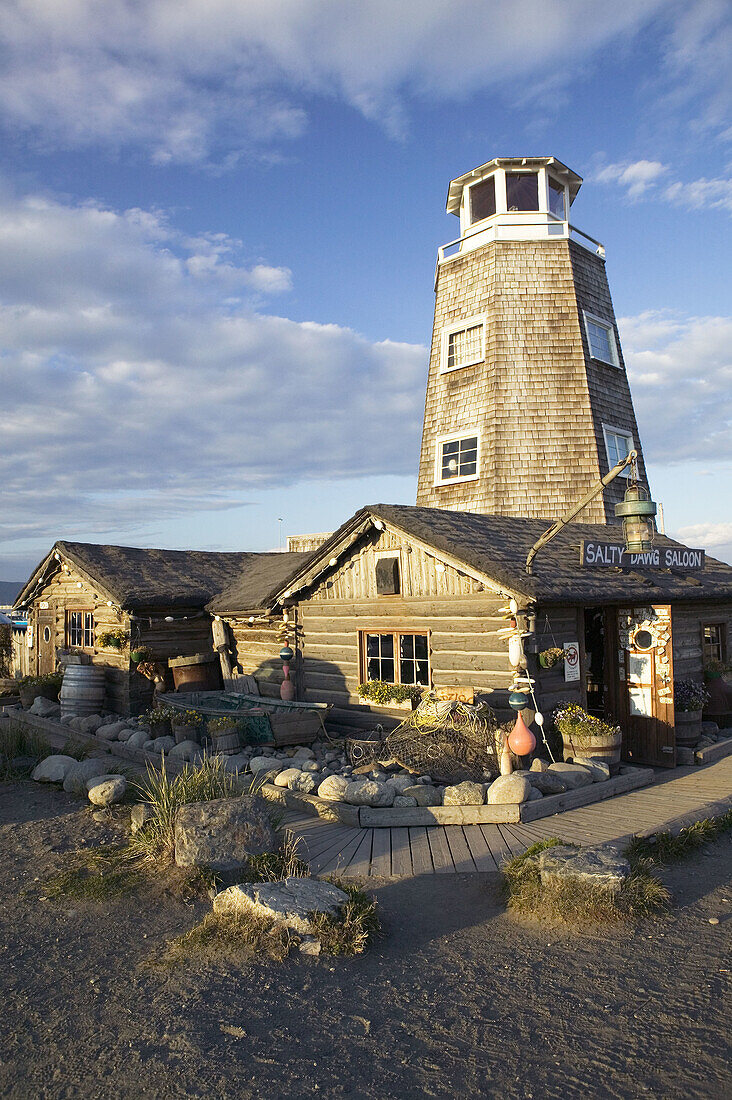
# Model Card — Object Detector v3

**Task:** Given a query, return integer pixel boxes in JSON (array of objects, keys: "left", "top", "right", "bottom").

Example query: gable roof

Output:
[
  {"left": 207, "top": 551, "right": 313, "bottom": 614},
  {"left": 14, "top": 542, "right": 304, "bottom": 613},
  {"left": 274, "top": 504, "right": 732, "bottom": 607}
]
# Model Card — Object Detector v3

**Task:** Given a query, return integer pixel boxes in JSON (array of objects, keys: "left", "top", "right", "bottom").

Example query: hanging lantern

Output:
[
  {"left": 615, "top": 484, "right": 657, "bottom": 554},
  {"left": 509, "top": 689, "right": 528, "bottom": 711},
  {"left": 507, "top": 713, "right": 536, "bottom": 757}
]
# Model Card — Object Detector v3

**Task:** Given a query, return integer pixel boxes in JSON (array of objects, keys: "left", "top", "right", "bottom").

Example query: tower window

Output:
[
  {"left": 469, "top": 176, "right": 496, "bottom": 224},
  {"left": 602, "top": 424, "right": 634, "bottom": 476},
  {"left": 436, "top": 433, "right": 479, "bottom": 484},
  {"left": 505, "top": 172, "right": 539, "bottom": 211},
  {"left": 548, "top": 177, "right": 566, "bottom": 219},
  {"left": 583, "top": 311, "right": 619, "bottom": 367},
  {"left": 441, "top": 316, "right": 485, "bottom": 372}
]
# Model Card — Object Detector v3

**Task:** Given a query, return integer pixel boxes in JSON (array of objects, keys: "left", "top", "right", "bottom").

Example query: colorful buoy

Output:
[{"left": 507, "top": 713, "right": 536, "bottom": 756}]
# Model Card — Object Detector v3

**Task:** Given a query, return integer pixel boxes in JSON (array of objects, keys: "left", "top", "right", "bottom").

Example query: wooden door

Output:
[
  {"left": 618, "top": 605, "right": 675, "bottom": 767},
  {"left": 37, "top": 612, "right": 56, "bottom": 675}
]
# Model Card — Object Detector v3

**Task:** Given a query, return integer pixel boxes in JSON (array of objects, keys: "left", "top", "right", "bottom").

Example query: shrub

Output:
[
  {"left": 142, "top": 705, "right": 177, "bottom": 727},
  {"left": 21, "top": 671, "right": 64, "bottom": 691},
  {"left": 171, "top": 709, "right": 204, "bottom": 727},
  {"left": 358, "top": 680, "right": 423, "bottom": 706},
  {"left": 673, "top": 678, "right": 710, "bottom": 712},
  {"left": 96, "top": 629, "right": 129, "bottom": 650},
  {"left": 207, "top": 716, "right": 241, "bottom": 733}
]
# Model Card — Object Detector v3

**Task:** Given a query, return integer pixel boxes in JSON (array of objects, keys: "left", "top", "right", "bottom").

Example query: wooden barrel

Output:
[
  {"left": 59, "top": 666, "right": 106, "bottom": 717},
  {"left": 674, "top": 710, "right": 702, "bottom": 748},
  {"left": 211, "top": 729, "right": 240, "bottom": 755},
  {"left": 562, "top": 730, "right": 622, "bottom": 772}
]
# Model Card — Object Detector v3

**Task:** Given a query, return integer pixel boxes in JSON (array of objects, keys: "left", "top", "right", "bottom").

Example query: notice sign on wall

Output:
[
  {"left": 563, "top": 640, "right": 581, "bottom": 682},
  {"left": 580, "top": 541, "right": 705, "bottom": 571}
]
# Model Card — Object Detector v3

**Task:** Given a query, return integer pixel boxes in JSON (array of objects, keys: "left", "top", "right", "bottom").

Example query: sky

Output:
[{"left": 1, "top": 0, "right": 731, "bottom": 584}]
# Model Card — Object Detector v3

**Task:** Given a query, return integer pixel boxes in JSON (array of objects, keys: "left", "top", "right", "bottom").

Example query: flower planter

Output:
[
  {"left": 172, "top": 723, "right": 201, "bottom": 744},
  {"left": 561, "top": 729, "right": 622, "bottom": 772},
  {"left": 358, "top": 697, "right": 414, "bottom": 711},
  {"left": 674, "top": 710, "right": 703, "bottom": 748}
]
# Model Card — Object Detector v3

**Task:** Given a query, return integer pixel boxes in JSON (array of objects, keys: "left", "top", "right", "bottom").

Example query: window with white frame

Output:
[
  {"left": 548, "top": 176, "right": 566, "bottom": 219},
  {"left": 469, "top": 176, "right": 496, "bottom": 224},
  {"left": 66, "top": 610, "right": 94, "bottom": 648},
  {"left": 583, "top": 311, "right": 619, "bottom": 367},
  {"left": 602, "top": 424, "right": 633, "bottom": 476},
  {"left": 441, "top": 316, "right": 485, "bottom": 372},
  {"left": 362, "top": 631, "right": 430, "bottom": 687},
  {"left": 435, "top": 432, "right": 479, "bottom": 484}
]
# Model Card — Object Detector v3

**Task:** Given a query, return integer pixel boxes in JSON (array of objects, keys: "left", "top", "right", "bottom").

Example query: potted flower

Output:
[
  {"left": 96, "top": 629, "right": 129, "bottom": 650},
  {"left": 207, "top": 716, "right": 242, "bottom": 756},
  {"left": 130, "top": 645, "right": 154, "bottom": 664},
  {"left": 142, "top": 705, "right": 176, "bottom": 738},
  {"left": 673, "top": 679, "right": 711, "bottom": 748},
  {"left": 538, "top": 647, "right": 566, "bottom": 669},
  {"left": 19, "top": 671, "right": 64, "bottom": 709},
  {"left": 170, "top": 708, "right": 204, "bottom": 745},
  {"left": 552, "top": 701, "right": 622, "bottom": 771},
  {"left": 357, "top": 681, "right": 424, "bottom": 710}
]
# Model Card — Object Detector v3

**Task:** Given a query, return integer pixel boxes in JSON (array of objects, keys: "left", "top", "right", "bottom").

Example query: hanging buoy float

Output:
[{"left": 508, "top": 712, "right": 536, "bottom": 757}]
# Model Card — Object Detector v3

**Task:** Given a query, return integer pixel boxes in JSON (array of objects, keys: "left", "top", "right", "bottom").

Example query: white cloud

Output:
[
  {"left": 0, "top": 0, "right": 668, "bottom": 162},
  {"left": 663, "top": 177, "right": 732, "bottom": 213},
  {"left": 672, "top": 522, "right": 732, "bottom": 565},
  {"left": 618, "top": 310, "right": 732, "bottom": 462},
  {"left": 594, "top": 160, "right": 668, "bottom": 198},
  {"left": 0, "top": 189, "right": 426, "bottom": 546}
]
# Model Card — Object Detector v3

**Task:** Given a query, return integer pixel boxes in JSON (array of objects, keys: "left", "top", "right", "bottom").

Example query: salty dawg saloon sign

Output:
[{"left": 580, "top": 541, "right": 705, "bottom": 571}]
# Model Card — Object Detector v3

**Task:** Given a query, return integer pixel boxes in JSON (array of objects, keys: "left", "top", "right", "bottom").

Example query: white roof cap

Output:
[{"left": 446, "top": 156, "right": 583, "bottom": 215}]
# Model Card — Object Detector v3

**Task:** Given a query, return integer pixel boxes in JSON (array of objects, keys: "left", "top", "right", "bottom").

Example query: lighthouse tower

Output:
[{"left": 416, "top": 156, "right": 649, "bottom": 523}]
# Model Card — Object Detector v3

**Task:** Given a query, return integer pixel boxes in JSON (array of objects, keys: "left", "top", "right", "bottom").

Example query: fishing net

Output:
[{"left": 385, "top": 697, "right": 500, "bottom": 785}]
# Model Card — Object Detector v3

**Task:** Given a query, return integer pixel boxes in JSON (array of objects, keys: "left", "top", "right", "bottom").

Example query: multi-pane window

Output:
[
  {"left": 602, "top": 425, "right": 633, "bottom": 476},
  {"left": 442, "top": 319, "right": 484, "bottom": 372},
  {"left": 703, "top": 624, "right": 726, "bottom": 664},
  {"left": 548, "top": 177, "right": 566, "bottom": 219},
  {"left": 67, "top": 611, "right": 94, "bottom": 648},
  {"left": 584, "top": 312, "right": 618, "bottom": 366},
  {"left": 505, "top": 171, "right": 539, "bottom": 211},
  {"left": 363, "top": 632, "right": 430, "bottom": 687},
  {"left": 438, "top": 435, "right": 479, "bottom": 483},
  {"left": 469, "top": 177, "right": 496, "bottom": 223}
]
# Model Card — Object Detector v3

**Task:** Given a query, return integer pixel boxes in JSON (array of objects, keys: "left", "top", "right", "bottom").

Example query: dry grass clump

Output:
[
  {"left": 129, "top": 756, "right": 252, "bottom": 862},
  {"left": 0, "top": 721, "right": 51, "bottom": 779},
  {"left": 625, "top": 809, "right": 732, "bottom": 866},
  {"left": 163, "top": 909, "right": 293, "bottom": 966},
  {"left": 503, "top": 838, "right": 669, "bottom": 925},
  {"left": 42, "top": 844, "right": 145, "bottom": 901},
  {"left": 238, "top": 830, "right": 310, "bottom": 883},
  {"left": 60, "top": 737, "right": 98, "bottom": 761},
  {"left": 309, "top": 880, "right": 381, "bottom": 956}
]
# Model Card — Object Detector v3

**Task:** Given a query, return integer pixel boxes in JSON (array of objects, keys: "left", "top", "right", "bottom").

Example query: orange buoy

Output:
[{"left": 507, "top": 712, "right": 536, "bottom": 756}]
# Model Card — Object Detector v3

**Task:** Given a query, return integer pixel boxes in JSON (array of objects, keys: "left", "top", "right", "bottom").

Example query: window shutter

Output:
[{"left": 375, "top": 557, "right": 400, "bottom": 596}]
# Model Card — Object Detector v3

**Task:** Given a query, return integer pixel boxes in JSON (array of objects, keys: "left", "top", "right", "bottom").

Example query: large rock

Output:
[
  {"left": 169, "top": 739, "right": 202, "bottom": 760},
  {"left": 174, "top": 795, "right": 277, "bottom": 872},
  {"left": 289, "top": 747, "right": 315, "bottom": 762},
  {"left": 274, "top": 767, "right": 303, "bottom": 788},
  {"left": 344, "top": 779, "right": 394, "bottom": 808},
  {"left": 486, "top": 774, "right": 532, "bottom": 805},
  {"left": 95, "top": 720, "right": 128, "bottom": 741},
  {"left": 290, "top": 772, "right": 317, "bottom": 794},
  {"left": 150, "top": 735, "right": 175, "bottom": 754},
  {"left": 573, "top": 757, "right": 611, "bottom": 783},
  {"left": 317, "top": 774, "right": 350, "bottom": 802},
  {"left": 530, "top": 758, "right": 549, "bottom": 773},
  {"left": 547, "top": 762, "right": 594, "bottom": 789},
  {"left": 130, "top": 803, "right": 155, "bottom": 834},
  {"left": 63, "top": 757, "right": 117, "bottom": 795},
  {"left": 213, "top": 876, "right": 349, "bottom": 934},
  {"left": 32, "top": 754, "right": 77, "bottom": 783},
  {"left": 126, "top": 729, "right": 149, "bottom": 749},
  {"left": 442, "top": 781, "right": 484, "bottom": 806},
  {"left": 87, "top": 775, "right": 127, "bottom": 806},
  {"left": 385, "top": 774, "right": 415, "bottom": 794},
  {"left": 539, "top": 844, "right": 630, "bottom": 894},
  {"left": 393, "top": 795, "right": 418, "bottom": 807},
  {"left": 250, "top": 755, "right": 283, "bottom": 775},
  {"left": 79, "top": 714, "right": 105, "bottom": 733},
  {"left": 402, "top": 784, "right": 442, "bottom": 807},
  {"left": 526, "top": 771, "right": 567, "bottom": 796},
  {"left": 29, "top": 696, "right": 61, "bottom": 718}
]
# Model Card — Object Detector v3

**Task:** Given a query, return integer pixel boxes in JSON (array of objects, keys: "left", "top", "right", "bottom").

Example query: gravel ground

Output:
[{"left": 1, "top": 779, "right": 730, "bottom": 1100}]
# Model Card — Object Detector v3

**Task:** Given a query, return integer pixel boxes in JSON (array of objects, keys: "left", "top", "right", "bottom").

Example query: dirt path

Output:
[{"left": 1, "top": 780, "right": 730, "bottom": 1100}]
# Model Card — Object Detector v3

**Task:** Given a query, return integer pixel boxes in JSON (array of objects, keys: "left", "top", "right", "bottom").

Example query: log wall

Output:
[
  {"left": 531, "top": 604, "right": 585, "bottom": 714},
  {"left": 671, "top": 601, "right": 732, "bottom": 681},
  {"left": 223, "top": 613, "right": 290, "bottom": 699}
]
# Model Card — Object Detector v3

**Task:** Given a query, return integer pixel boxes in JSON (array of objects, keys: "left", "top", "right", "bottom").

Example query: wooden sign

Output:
[
  {"left": 434, "top": 685, "right": 475, "bottom": 704},
  {"left": 563, "top": 641, "right": 580, "bottom": 682},
  {"left": 580, "top": 541, "right": 705, "bottom": 571}
]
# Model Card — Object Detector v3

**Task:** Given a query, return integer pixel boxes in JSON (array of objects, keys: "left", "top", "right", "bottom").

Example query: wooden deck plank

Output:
[
  {"left": 497, "top": 824, "right": 529, "bottom": 857},
  {"left": 390, "top": 827, "right": 413, "bottom": 877},
  {"left": 301, "top": 826, "right": 363, "bottom": 863},
  {"left": 428, "top": 827, "right": 457, "bottom": 873},
  {"left": 445, "top": 827, "right": 477, "bottom": 873},
  {"left": 480, "top": 823, "right": 513, "bottom": 867},
  {"left": 370, "top": 825, "right": 392, "bottom": 876},
  {"left": 462, "top": 825, "right": 500, "bottom": 871},
  {"left": 408, "top": 827, "right": 434, "bottom": 875},
  {"left": 309, "top": 829, "right": 369, "bottom": 877},
  {"left": 337, "top": 830, "right": 373, "bottom": 878}
]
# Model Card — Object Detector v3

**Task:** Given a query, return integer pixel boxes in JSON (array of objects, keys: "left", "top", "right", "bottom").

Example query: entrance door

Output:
[
  {"left": 37, "top": 613, "right": 55, "bottom": 675},
  {"left": 618, "top": 605, "right": 675, "bottom": 767}
]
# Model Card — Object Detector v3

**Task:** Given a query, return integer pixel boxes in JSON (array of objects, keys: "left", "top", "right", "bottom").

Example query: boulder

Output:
[
  {"left": 151, "top": 735, "right": 175, "bottom": 754},
  {"left": 274, "top": 767, "right": 303, "bottom": 788},
  {"left": 32, "top": 754, "right": 77, "bottom": 784},
  {"left": 250, "top": 755, "right": 283, "bottom": 775},
  {"left": 130, "top": 803, "right": 155, "bottom": 834},
  {"left": 442, "top": 781, "right": 485, "bottom": 806},
  {"left": 213, "top": 876, "right": 349, "bottom": 934},
  {"left": 115, "top": 726, "right": 135, "bottom": 741},
  {"left": 95, "top": 720, "right": 128, "bottom": 741},
  {"left": 486, "top": 774, "right": 532, "bottom": 805},
  {"left": 393, "top": 795, "right": 418, "bottom": 807},
  {"left": 547, "top": 762, "right": 594, "bottom": 789},
  {"left": 168, "top": 739, "right": 201, "bottom": 760},
  {"left": 317, "top": 775, "right": 350, "bottom": 802},
  {"left": 87, "top": 775, "right": 127, "bottom": 806},
  {"left": 573, "top": 757, "right": 611, "bottom": 782},
  {"left": 126, "top": 729, "right": 149, "bottom": 749},
  {"left": 527, "top": 771, "right": 567, "bottom": 796},
  {"left": 402, "top": 784, "right": 442, "bottom": 807},
  {"left": 300, "top": 760, "right": 321, "bottom": 773},
  {"left": 527, "top": 787, "right": 543, "bottom": 801},
  {"left": 221, "top": 753, "right": 250, "bottom": 773},
  {"left": 290, "top": 772, "right": 317, "bottom": 794},
  {"left": 344, "top": 779, "right": 394, "bottom": 808},
  {"left": 174, "top": 795, "right": 277, "bottom": 872},
  {"left": 29, "top": 696, "right": 61, "bottom": 718},
  {"left": 529, "top": 758, "right": 549, "bottom": 773},
  {"left": 676, "top": 747, "right": 695, "bottom": 766},
  {"left": 385, "top": 774, "right": 415, "bottom": 794},
  {"left": 63, "top": 757, "right": 117, "bottom": 796},
  {"left": 539, "top": 844, "right": 630, "bottom": 894},
  {"left": 701, "top": 721, "right": 719, "bottom": 737},
  {"left": 289, "top": 747, "right": 315, "bottom": 762},
  {"left": 79, "top": 714, "right": 105, "bottom": 733}
]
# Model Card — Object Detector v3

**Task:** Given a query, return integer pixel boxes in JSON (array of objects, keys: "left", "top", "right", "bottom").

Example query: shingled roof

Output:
[
  {"left": 277, "top": 504, "right": 732, "bottom": 607},
  {"left": 15, "top": 542, "right": 308, "bottom": 613},
  {"left": 207, "top": 551, "right": 313, "bottom": 614}
]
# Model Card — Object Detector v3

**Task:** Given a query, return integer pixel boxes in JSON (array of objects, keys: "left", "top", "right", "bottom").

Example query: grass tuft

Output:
[
  {"left": 61, "top": 737, "right": 98, "bottom": 761},
  {"left": 308, "top": 880, "right": 381, "bottom": 956},
  {"left": 625, "top": 809, "right": 732, "bottom": 867},
  {"left": 0, "top": 721, "right": 52, "bottom": 779},
  {"left": 162, "top": 909, "right": 293, "bottom": 966},
  {"left": 128, "top": 755, "right": 254, "bottom": 863},
  {"left": 237, "top": 830, "right": 310, "bottom": 883},
  {"left": 42, "top": 844, "right": 145, "bottom": 901}
]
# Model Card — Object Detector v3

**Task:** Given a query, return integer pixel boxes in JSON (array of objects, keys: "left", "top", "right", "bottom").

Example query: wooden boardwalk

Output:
[{"left": 284, "top": 756, "right": 732, "bottom": 878}]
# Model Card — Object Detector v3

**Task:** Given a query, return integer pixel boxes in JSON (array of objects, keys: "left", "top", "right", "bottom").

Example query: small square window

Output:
[
  {"left": 703, "top": 624, "right": 726, "bottom": 664},
  {"left": 583, "top": 311, "right": 619, "bottom": 367},
  {"left": 505, "top": 172, "right": 539, "bottom": 211},
  {"left": 441, "top": 316, "right": 485, "bottom": 373},
  {"left": 361, "top": 632, "right": 430, "bottom": 687},
  {"left": 436, "top": 434, "right": 479, "bottom": 484},
  {"left": 602, "top": 424, "right": 633, "bottom": 476},
  {"left": 469, "top": 177, "right": 496, "bottom": 224}
]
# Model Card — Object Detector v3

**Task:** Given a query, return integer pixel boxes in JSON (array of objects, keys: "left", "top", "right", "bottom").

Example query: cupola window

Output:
[
  {"left": 469, "top": 176, "right": 496, "bottom": 224},
  {"left": 505, "top": 171, "right": 539, "bottom": 211},
  {"left": 548, "top": 177, "right": 566, "bottom": 219}
]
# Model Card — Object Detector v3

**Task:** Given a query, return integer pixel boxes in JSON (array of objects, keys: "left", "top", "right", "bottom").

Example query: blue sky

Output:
[{"left": 1, "top": 0, "right": 730, "bottom": 582}]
